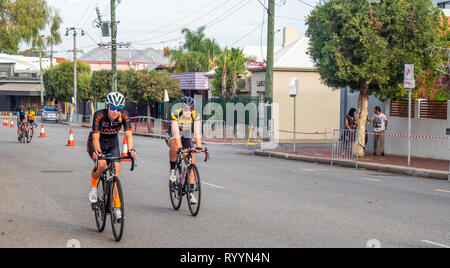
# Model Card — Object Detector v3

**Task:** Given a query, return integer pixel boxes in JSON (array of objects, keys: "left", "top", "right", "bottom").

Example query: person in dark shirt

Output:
[{"left": 87, "top": 92, "right": 137, "bottom": 220}]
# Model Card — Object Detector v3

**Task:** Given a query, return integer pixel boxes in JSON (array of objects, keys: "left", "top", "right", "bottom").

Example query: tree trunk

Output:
[
  {"left": 221, "top": 68, "right": 227, "bottom": 98},
  {"left": 356, "top": 82, "right": 370, "bottom": 157},
  {"left": 146, "top": 102, "right": 152, "bottom": 133},
  {"left": 232, "top": 71, "right": 237, "bottom": 98},
  {"left": 90, "top": 96, "right": 95, "bottom": 125}
]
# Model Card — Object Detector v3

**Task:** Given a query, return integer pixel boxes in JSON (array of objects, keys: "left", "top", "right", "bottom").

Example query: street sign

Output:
[
  {"left": 404, "top": 64, "right": 415, "bottom": 90},
  {"left": 289, "top": 77, "right": 299, "bottom": 97}
]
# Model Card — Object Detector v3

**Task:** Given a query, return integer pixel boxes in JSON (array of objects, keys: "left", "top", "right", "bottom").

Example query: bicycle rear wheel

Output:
[
  {"left": 94, "top": 177, "right": 107, "bottom": 232},
  {"left": 169, "top": 167, "right": 183, "bottom": 210},
  {"left": 110, "top": 177, "right": 124, "bottom": 242},
  {"left": 26, "top": 128, "right": 33, "bottom": 143},
  {"left": 186, "top": 164, "right": 201, "bottom": 217}
]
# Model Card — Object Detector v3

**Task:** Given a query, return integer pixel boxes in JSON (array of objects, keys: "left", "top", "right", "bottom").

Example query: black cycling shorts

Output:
[
  {"left": 165, "top": 129, "right": 193, "bottom": 149},
  {"left": 87, "top": 132, "right": 120, "bottom": 161}
]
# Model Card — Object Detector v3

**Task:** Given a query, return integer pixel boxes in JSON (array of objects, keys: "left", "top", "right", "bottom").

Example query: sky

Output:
[{"left": 43, "top": 0, "right": 319, "bottom": 60}]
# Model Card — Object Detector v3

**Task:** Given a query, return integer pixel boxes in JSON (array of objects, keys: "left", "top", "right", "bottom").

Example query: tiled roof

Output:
[{"left": 80, "top": 47, "right": 169, "bottom": 64}]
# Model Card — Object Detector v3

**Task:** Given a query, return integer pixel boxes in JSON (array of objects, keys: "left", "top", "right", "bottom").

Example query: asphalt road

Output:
[{"left": 1, "top": 123, "right": 450, "bottom": 248}]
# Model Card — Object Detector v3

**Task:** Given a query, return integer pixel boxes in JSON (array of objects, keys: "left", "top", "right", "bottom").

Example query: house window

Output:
[
  {"left": 257, "top": 81, "right": 265, "bottom": 87},
  {"left": 438, "top": 1, "right": 450, "bottom": 8}
]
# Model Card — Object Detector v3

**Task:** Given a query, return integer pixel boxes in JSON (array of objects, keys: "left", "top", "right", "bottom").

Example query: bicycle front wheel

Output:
[
  {"left": 110, "top": 177, "right": 124, "bottom": 242},
  {"left": 94, "top": 177, "right": 107, "bottom": 232},
  {"left": 169, "top": 168, "right": 183, "bottom": 211},
  {"left": 186, "top": 164, "right": 201, "bottom": 217}
]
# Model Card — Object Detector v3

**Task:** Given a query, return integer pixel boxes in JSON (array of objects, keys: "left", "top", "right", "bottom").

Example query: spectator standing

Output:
[{"left": 372, "top": 106, "right": 388, "bottom": 156}]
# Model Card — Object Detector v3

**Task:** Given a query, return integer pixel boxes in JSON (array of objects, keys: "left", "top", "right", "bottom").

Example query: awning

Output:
[{"left": 0, "top": 82, "right": 42, "bottom": 96}]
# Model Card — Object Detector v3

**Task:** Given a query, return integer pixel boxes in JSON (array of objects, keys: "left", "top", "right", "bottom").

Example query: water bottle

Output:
[{"left": 180, "top": 167, "right": 186, "bottom": 184}]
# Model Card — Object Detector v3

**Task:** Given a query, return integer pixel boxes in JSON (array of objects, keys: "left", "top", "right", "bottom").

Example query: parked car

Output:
[{"left": 42, "top": 106, "right": 60, "bottom": 123}]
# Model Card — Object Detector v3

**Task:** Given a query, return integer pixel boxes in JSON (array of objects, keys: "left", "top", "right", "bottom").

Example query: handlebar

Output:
[
  {"left": 178, "top": 147, "right": 210, "bottom": 162},
  {"left": 98, "top": 155, "right": 137, "bottom": 171}
]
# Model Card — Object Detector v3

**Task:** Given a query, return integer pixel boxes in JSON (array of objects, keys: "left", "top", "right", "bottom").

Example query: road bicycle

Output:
[
  {"left": 91, "top": 153, "right": 136, "bottom": 242},
  {"left": 17, "top": 122, "right": 28, "bottom": 144},
  {"left": 26, "top": 122, "right": 37, "bottom": 143},
  {"left": 169, "top": 147, "right": 209, "bottom": 217}
]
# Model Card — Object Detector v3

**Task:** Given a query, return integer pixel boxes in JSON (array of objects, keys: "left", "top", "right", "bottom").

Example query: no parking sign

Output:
[{"left": 404, "top": 64, "right": 415, "bottom": 90}]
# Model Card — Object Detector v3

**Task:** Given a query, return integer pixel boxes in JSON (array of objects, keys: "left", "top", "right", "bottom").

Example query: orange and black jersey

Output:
[{"left": 92, "top": 109, "right": 131, "bottom": 137}]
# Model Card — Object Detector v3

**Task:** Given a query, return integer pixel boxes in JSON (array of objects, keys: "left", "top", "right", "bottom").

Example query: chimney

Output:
[{"left": 282, "top": 27, "right": 299, "bottom": 48}]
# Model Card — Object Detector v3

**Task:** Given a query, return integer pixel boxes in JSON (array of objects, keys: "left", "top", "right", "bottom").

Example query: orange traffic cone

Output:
[
  {"left": 39, "top": 124, "right": 46, "bottom": 138},
  {"left": 10, "top": 119, "right": 14, "bottom": 128},
  {"left": 120, "top": 136, "right": 131, "bottom": 162},
  {"left": 2, "top": 117, "right": 5, "bottom": 126},
  {"left": 66, "top": 128, "right": 76, "bottom": 146}
]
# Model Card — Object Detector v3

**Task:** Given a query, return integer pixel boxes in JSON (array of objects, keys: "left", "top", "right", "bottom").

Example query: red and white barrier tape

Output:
[
  {"left": 365, "top": 131, "right": 449, "bottom": 140},
  {"left": 279, "top": 130, "right": 332, "bottom": 135}
]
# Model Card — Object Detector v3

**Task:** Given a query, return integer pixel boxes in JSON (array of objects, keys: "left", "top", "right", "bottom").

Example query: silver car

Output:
[{"left": 42, "top": 106, "right": 60, "bottom": 123}]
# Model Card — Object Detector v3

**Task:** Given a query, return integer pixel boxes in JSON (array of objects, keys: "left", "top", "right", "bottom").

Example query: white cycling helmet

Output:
[{"left": 105, "top": 92, "right": 125, "bottom": 107}]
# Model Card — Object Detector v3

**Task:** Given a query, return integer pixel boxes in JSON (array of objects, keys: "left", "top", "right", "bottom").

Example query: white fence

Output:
[{"left": 384, "top": 100, "right": 450, "bottom": 160}]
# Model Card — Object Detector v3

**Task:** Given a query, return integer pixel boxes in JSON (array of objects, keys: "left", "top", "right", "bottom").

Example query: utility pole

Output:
[
  {"left": 32, "top": 38, "right": 45, "bottom": 110},
  {"left": 66, "top": 27, "right": 84, "bottom": 125},
  {"left": 111, "top": 0, "right": 118, "bottom": 92},
  {"left": 39, "top": 50, "right": 44, "bottom": 108},
  {"left": 265, "top": 0, "right": 275, "bottom": 102}
]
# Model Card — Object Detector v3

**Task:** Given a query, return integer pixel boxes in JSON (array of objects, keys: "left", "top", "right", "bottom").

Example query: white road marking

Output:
[
  {"left": 421, "top": 240, "right": 450, "bottom": 248},
  {"left": 201, "top": 181, "right": 225, "bottom": 189}
]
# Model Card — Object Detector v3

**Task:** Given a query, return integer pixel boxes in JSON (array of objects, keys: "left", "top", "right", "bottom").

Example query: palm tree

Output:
[
  {"left": 46, "top": 10, "right": 62, "bottom": 67},
  {"left": 170, "top": 26, "right": 222, "bottom": 73},
  {"left": 229, "top": 48, "right": 247, "bottom": 98}
]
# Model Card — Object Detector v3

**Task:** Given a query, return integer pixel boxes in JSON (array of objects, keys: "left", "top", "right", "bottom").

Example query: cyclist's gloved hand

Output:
[
  {"left": 128, "top": 149, "right": 137, "bottom": 158},
  {"left": 92, "top": 151, "right": 103, "bottom": 160}
]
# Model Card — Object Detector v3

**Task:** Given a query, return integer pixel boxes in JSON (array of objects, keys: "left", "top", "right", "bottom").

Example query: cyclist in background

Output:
[
  {"left": 17, "top": 105, "right": 27, "bottom": 140},
  {"left": 27, "top": 107, "right": 36, "bottom": 134},
  {"left": 165, "top": 96, "right": 202, "bottom": 204}
]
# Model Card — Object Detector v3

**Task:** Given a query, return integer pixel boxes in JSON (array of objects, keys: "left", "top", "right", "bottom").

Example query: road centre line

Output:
[
  {"left": 202, "top": 181, "right": 225, "bottom": 189},
  {"left": 421, "top": 240, "right": 450, "bottom": 248},
  {"left": 361, "top": 178, "right": 382, "bottom": 182},
  {"left": 434, "top": 189, "right": 450, "bottom": 194}
]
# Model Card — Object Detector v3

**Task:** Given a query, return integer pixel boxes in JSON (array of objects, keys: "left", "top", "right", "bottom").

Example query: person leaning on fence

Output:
[
  {"left": 342, "top": 108, "right": 357, "bottom": 155},
  {"left": 372, "top": 106, "right": 388, "bottom": 156}
]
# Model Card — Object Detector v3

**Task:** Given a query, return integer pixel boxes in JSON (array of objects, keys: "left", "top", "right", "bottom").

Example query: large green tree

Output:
[
  {"left": 43, "top": 61, "right": 91, "bottom": 111},
  {"left": 306, "top": 0, "right": 442, "bottom": 156},
  {"left": 0, "top": 0, "right": 52, "bottom": 54}
]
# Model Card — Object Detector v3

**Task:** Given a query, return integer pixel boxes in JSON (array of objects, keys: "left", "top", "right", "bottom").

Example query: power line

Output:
[
  {"left": 230, "top": 18, "right": 267, "bottom": 47},
  {"left": 275, "top": 15, "right": 305, "bottom": 21},
  {"left": 130, "top": 0, "right": 246, "bottom": 45},
  {"left": 122, "top": 0, "right": 223, "bottom": 41},
  {"left": 260, "top": 0, "right": 267, "bottom": 61},
  {"left": 203, "top": 0, "right": 252, "bottom": 30},
  {"left": 129, "top": 0, "right": 235, "bottom": 43},
  {"left": 296, "top": 0, "right": 315, "bottom": 8},
  {"left": 76, "top": 0, "right": 94, "bottom": 28}
]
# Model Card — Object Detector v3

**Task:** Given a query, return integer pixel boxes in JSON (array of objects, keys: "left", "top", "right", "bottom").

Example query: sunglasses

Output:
[{"left": 108, "top": 104, "right": 123, "bottom": 112}]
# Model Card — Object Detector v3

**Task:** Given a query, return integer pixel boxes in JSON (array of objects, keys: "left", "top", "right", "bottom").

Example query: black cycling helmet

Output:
[
  {"left": 27, "top": 107, "right": 31, "bottom": 110},
  {"left": 180, "top": 96, "right": 195, "bottom": 110},
  {"left": 19, "top": 105, "right": 24, "bottom": 110}
]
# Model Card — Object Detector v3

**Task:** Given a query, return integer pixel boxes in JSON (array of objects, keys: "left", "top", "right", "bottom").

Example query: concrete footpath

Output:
[{"left": 253, "top": 150, "right": 449, "bottom": 181}]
